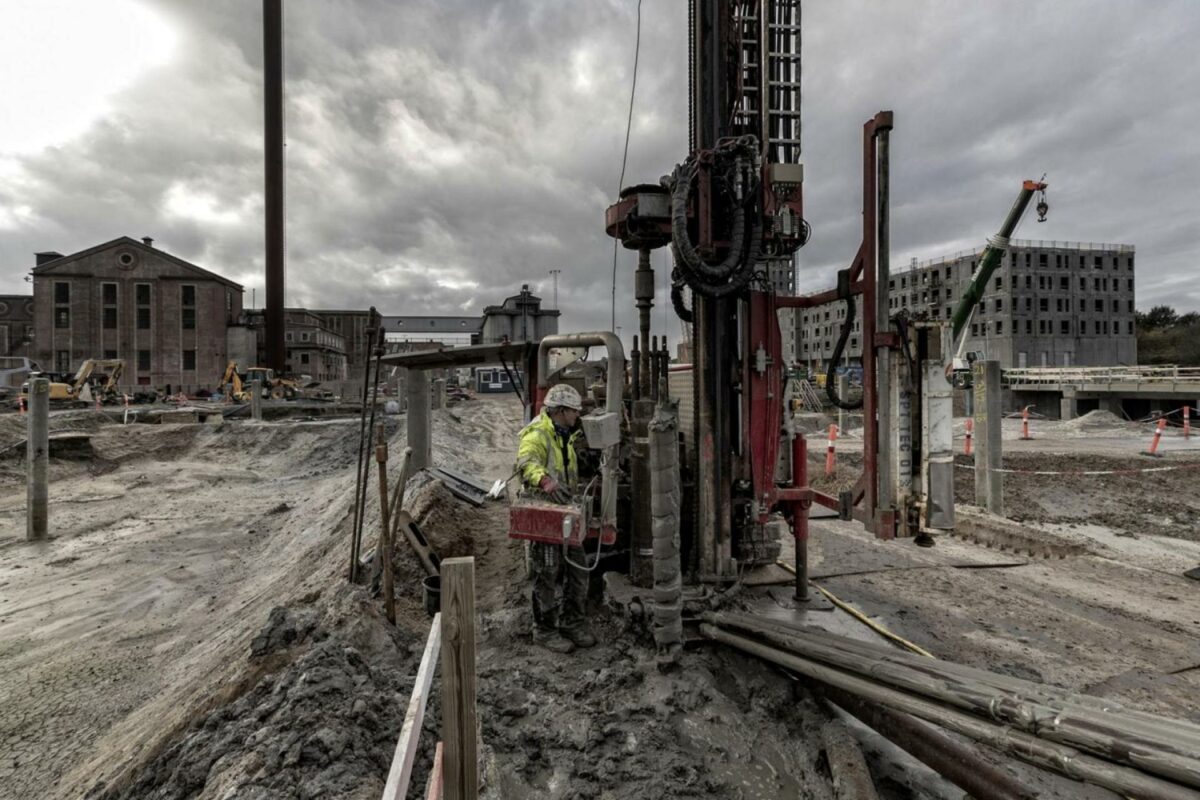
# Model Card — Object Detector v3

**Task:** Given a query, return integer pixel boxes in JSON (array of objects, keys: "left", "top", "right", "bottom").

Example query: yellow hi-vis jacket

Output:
[{"left": 516, "top": 410, "right": 582, "bottom": 489}]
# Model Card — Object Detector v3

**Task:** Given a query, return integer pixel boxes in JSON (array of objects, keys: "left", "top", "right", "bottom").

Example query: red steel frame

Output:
[{"left": 775, "top": 111, "right": 893, "bottom": 540}]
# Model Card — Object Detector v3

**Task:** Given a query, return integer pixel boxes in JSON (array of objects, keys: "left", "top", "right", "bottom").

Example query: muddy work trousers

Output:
[{"left": 529, "top": 542, "right": 589, "bottom": 633}]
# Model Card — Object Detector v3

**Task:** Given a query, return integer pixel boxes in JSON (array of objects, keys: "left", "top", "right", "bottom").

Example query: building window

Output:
[
  {"left": 54, "top": 281, "right": 70, "bottom": 328},
  {"left": 978, "top": 301, "right": 985, "bottom": 314},
  {"left": 1039, "top": 319, "right": 1047, "bottom": 334},
  {"left": 101, "top": 282, "right": 118, "bottom": 329},
  {"left": 102, "top": 307, "right": 117, "bottom": 329},
  {"left": 102, "top": 283, "right": 117, "bottom": 304},
  {"left": 56, "top": 350, "right": 70, "bottom": 372},
  {"left": 301, "top": 353, "right": 310, "bottom": 365},
  {"left": 1025, "top": 253, "right": 1032, "bottom": 268},
  {"left": 1025, "top": 319, "right": 1032, "bottom": 335},
  {"left": 1059, "top": 277, "right": 1068, "bottom": 291},
  {"left": 1113, "top": 256, "right": 1120, "bottom": 270},
  {"left": 104, "top": 349, "right": 117, "bottom": 360},
  {"left": 137, "top": 350, "right": 151, "bottom": 371},
  {"left": 1093, "top": 278, "right": 1100, "bottom": 290},
  {"left": 1025, "top": 297, "right": 1032, "bottom": 311},
  {"left": 994, "top": 298, "right": 1002, "bottom": 312},
  {"left": 1112, "top": 299, "right": 1119, "bottom": 313},
  {"left": 181, "top": 285, "right": 196, "bottom": 330},
  {"left": 301, "top": 331, "right": 310, "bottom": 342},
  {"left": 1128, "top": 320, "right": 1135, "bottom": 334},
  {"left": 183, "top": 349, "right": 196, "bottom": 370},
  {"left": 1025, "top": 275, "right": 1032, "bottom": 289},
  {"left": 1080, "top": 278, "right": 1086, "bottom": 291},
  {"left": 1127, "top": 279, "right": 1133, "bottom": 290},
  {"left": 1127, "top": 300, "right": 1134, "bottom": 313},
  {"left": 995, "top": 321, "right": 1003, "bottom": 334},
  {"left": 1080, "top": 320, "right": 1088, "bottom": 335},
  {"left": 1056, "top": 254, "right": 1063, "bottom": 268},
  {"left": 945, "top": 266, "right": 951, "bottom": 279},
  {"left": 136, "top": 283, "right": 151, "bottom": 329},
  {"left": 1128, "top": 256, "right": 1135, "bottom": 270},
  {"left": 1102, "top": 320, "right": 1109, "bottom": 335},
  {"left": 971, "top": 323, "right": 978, "bottom": 337},
  {"left": 994, "top": 277, "right": 1001, "bottom": 290},
  {"left": 1061, "top": 320, "right": 1070, "bottom": 335},
  {"left": 1094, "top": 299, "right": 1103, "bottom": 313},
  {"left": 1039, "top": 298, "right": 1048, "bottom": 312},
  {"left": 285, "top": 332, "right": 293, "bottom": 342},
  {"left": 1039, "top": 253, "right": 1048, "bottom": 267}
]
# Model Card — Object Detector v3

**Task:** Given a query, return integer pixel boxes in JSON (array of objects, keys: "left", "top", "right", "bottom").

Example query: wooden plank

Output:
[
  {"left": 382, "top": 613, "right": 442, "bottom": 800},
  {"left": 424, "top": 742, "right": 444, "bottom": 800},
  {"left": 440, "top": 557, "right": 478, "bottom": 800},
  {"left": 375, "top": 429, "right": 396, "bottom": 624}
]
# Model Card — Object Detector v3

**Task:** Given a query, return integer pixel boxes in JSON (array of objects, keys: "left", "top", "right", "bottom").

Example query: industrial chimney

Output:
[{"left": 142, "top": 237, "right": 154, "bottom": 247}]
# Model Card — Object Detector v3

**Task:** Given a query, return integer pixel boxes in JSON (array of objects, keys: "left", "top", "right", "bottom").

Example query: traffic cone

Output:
[
  {"left": 1148, "top": 417, "right": 1167, "bottom": 456},
  {"left": 1185, "top": 406, "right": 1192, "bottom": 440},
  {"left": 964, "top": 418, "right": 973, "bottom": 456},
  {"left": 18, "top": 397, "right": 25, "bottom": 416},
  {"left": 825, "top": 424, "right": 838, "bottom": 477},
  {"left": 1020, "top": 406, "right": 1033, "bottom": 440}
]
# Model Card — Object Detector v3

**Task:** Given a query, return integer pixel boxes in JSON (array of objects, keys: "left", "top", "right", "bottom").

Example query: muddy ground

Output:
[{"left": 4, "top": 398, "right": 1200, "bottom": 799}]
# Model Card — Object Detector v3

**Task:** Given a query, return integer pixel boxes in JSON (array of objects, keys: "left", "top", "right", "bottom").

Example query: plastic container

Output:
[{"left": 422, "top": 574, "right": 441, "bottom": 617}]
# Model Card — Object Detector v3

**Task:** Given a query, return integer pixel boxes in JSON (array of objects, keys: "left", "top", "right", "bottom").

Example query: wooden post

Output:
[
  {"left": 375, "top": 428, "right": 395, "bottom": 624},
  {"left": 26, "top": 376, "right": 49, "bottom": 541},
  {"left": 424, "top": 742, "right": 445, "bottom": 800},
  {"left": 439, "top": 557, "right": 478, "bottom": 800}
]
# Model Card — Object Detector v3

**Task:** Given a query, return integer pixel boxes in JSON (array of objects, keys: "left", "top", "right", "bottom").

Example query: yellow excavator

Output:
[
  {"left": 20, "top": 358, "right": 126, "bottom": 406},
  {"left": 220, "top": 361, "right": 304, "bottom": 401}
]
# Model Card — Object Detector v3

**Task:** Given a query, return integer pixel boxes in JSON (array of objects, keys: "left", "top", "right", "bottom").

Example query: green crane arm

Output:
[{"left": 949, "top": 180, "right": 1048, "bottom": 343}]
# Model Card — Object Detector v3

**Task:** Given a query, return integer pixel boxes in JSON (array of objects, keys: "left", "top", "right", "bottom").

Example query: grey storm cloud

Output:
[{"left": 1, "top": 0, "right": 1198, "bottom": 340}]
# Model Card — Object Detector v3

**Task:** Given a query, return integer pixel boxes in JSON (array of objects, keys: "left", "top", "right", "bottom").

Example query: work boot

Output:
[
  {"left": 533, "top": 627, "right": 575, "bottom": 654},
  {"left": 560, "top": 624, "right": 596, "bottom": 649}
]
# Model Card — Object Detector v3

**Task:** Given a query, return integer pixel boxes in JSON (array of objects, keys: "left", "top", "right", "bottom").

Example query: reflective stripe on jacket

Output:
[{"left": 516, "top": 410, "right": 581, "bottom": 488}]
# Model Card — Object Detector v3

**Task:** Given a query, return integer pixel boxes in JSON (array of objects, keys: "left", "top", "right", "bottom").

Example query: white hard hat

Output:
[{"left": 545, "top": 383, "right": 583, "bottom": 411}]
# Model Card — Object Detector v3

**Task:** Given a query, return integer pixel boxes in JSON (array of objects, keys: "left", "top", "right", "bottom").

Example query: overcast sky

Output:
[{"left": 1, "top": 1, "right": 1197, "bottom": 340}]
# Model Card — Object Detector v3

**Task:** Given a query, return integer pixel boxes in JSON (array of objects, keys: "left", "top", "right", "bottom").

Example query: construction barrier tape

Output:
[{"left": 953, "top": 462, "right": 1200, "bottom": 476}]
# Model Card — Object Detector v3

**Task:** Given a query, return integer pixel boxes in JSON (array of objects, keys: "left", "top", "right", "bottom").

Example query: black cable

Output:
[
  {"left": 611, "top": 0, "right": 644, "bottom": 330},
  {"left": 826, "top": 270, "right": 863, "bottom": 410}
]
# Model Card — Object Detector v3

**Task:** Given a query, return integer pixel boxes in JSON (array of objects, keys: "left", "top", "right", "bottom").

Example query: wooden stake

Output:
[
  {"left": 375, "top": 428, "right": 395, "bottom": 624},
  {"left": 440, "top": 557, "right": 478, "bottom": 800}
]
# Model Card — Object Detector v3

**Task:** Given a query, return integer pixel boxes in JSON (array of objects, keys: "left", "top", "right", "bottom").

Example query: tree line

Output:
[{"left": 1136, "top": 306, "right": 1200, "bottom": 365}]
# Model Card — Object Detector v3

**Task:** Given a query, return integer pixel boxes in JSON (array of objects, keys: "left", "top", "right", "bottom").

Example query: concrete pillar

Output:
[
  {"left": 972, "top": 361, "right": 1003, "bottom": 516},
  {"left": 1098, "top": 396, "right": 1122, "bottom": 416},
  {"left": 433, "top": 378, "right": 447, "bottom": 410},
  {"left": 26, "top": 377, "right": 49, "bottom": 541},
  {"left": 406, "top": 368, "right": 431, "bottom": 470},
  {"left": 250, "top": 379, "right": 263, "bottom": 421},
  {"left": 1059, "top": 395, "right": 1078, "bottom": 421}
]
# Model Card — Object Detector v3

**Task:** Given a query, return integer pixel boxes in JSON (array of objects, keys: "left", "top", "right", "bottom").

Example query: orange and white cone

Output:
[
  {"left": 18, "top": 397, "right": 25, "bottom": 416},
  {"left": 1185, "top": 406, "right": 1192, "bottom": 440},
  {"left": 1148, "top": 417, "right": 1167, "bottom": 456},
  {"left": 825, "top": 424, "right": 838, "bottom": 477},
  {"left": 964, "top": 418, "right": 974, "bottom": 456},
  {"left": 1021, "top": 406, "right": 1033, "bottom": 440}
]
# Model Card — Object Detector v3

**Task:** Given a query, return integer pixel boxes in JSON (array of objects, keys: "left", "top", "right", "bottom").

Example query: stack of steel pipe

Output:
[{"left": 700, "top": 612, "right": 1200, "bottom": 800}]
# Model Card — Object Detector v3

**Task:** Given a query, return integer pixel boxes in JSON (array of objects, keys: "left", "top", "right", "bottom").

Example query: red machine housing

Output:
[{"left": 509, "top": 498, "right": 617, "bottom": 547}]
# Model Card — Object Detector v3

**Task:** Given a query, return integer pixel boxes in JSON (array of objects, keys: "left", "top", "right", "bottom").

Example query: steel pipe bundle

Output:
[{"left": 700, "top": 613, "right": 1200, "bottom": 800}]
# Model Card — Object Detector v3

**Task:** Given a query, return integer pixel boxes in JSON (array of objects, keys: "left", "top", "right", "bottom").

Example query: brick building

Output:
[
  {"left": 797, "top": 240, "right": 1137, "bottom": 371},
  {"left": 29, "top": 237, "right": 243, "bottom": 387}
]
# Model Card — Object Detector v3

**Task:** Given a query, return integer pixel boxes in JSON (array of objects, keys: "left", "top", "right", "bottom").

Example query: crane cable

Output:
[{"left": 611, "top": 0, "right": 644, "bottom": 331}]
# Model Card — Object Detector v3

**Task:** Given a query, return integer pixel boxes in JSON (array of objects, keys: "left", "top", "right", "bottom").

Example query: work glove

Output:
[{"left": 538, "top": 475, "right": 560, "bottom": 495}]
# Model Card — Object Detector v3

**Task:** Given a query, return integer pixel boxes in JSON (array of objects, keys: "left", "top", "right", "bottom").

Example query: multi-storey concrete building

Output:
[
  {"left": 797, "top": 239, "right": 1137, "bottom": 371},
  {"left": 29, "top": 236, "right": 244, "bottom": 387}
]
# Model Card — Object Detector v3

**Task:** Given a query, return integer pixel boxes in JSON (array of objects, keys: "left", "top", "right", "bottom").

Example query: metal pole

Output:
[
  {"left": 406, "top": 368, "right": 431, "bottom": 470},
  {"left": 376, "top": 428, "right": 395, "bottom": 624},
  {"left": 26, "top": 377, "right": 48, "bottom": 541},
  {"left": 263, "top": 0, "right": 286, "bottom": 374},
  {"left": 549, "top": 269, "right": 561, "bottom": 309},
  {"left": 874, "top": 115, "right": 894, "bottom": 536},
  {"left": 635, "top": 247, "right": 654, "bottom": 397},
  {"left": 791, "top": 432, "right": 809, "bottom": 601},
  {"left": 349, "top": 322, "right": 377, "bottom": 582},
  {"left": 973, "top": 360, "right": 1003, "bottom": 514}
]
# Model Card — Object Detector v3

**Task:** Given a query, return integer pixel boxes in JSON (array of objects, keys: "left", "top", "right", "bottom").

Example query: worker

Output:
[{"left": 516, "top": 383, "right": 596, "bottom": 654}]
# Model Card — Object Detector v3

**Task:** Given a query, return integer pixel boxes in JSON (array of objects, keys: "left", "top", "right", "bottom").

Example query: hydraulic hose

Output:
[{"left": 826, "top": 269, "right": 863, "bottom": 410}]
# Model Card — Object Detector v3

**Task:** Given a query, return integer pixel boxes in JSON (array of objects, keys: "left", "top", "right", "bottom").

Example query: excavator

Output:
[
  {"left": 19, "top": 359, "right": 126, "bottom": 406},
  {"left": 220, "top": 361, "right": 307, "bottom": 401}
]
